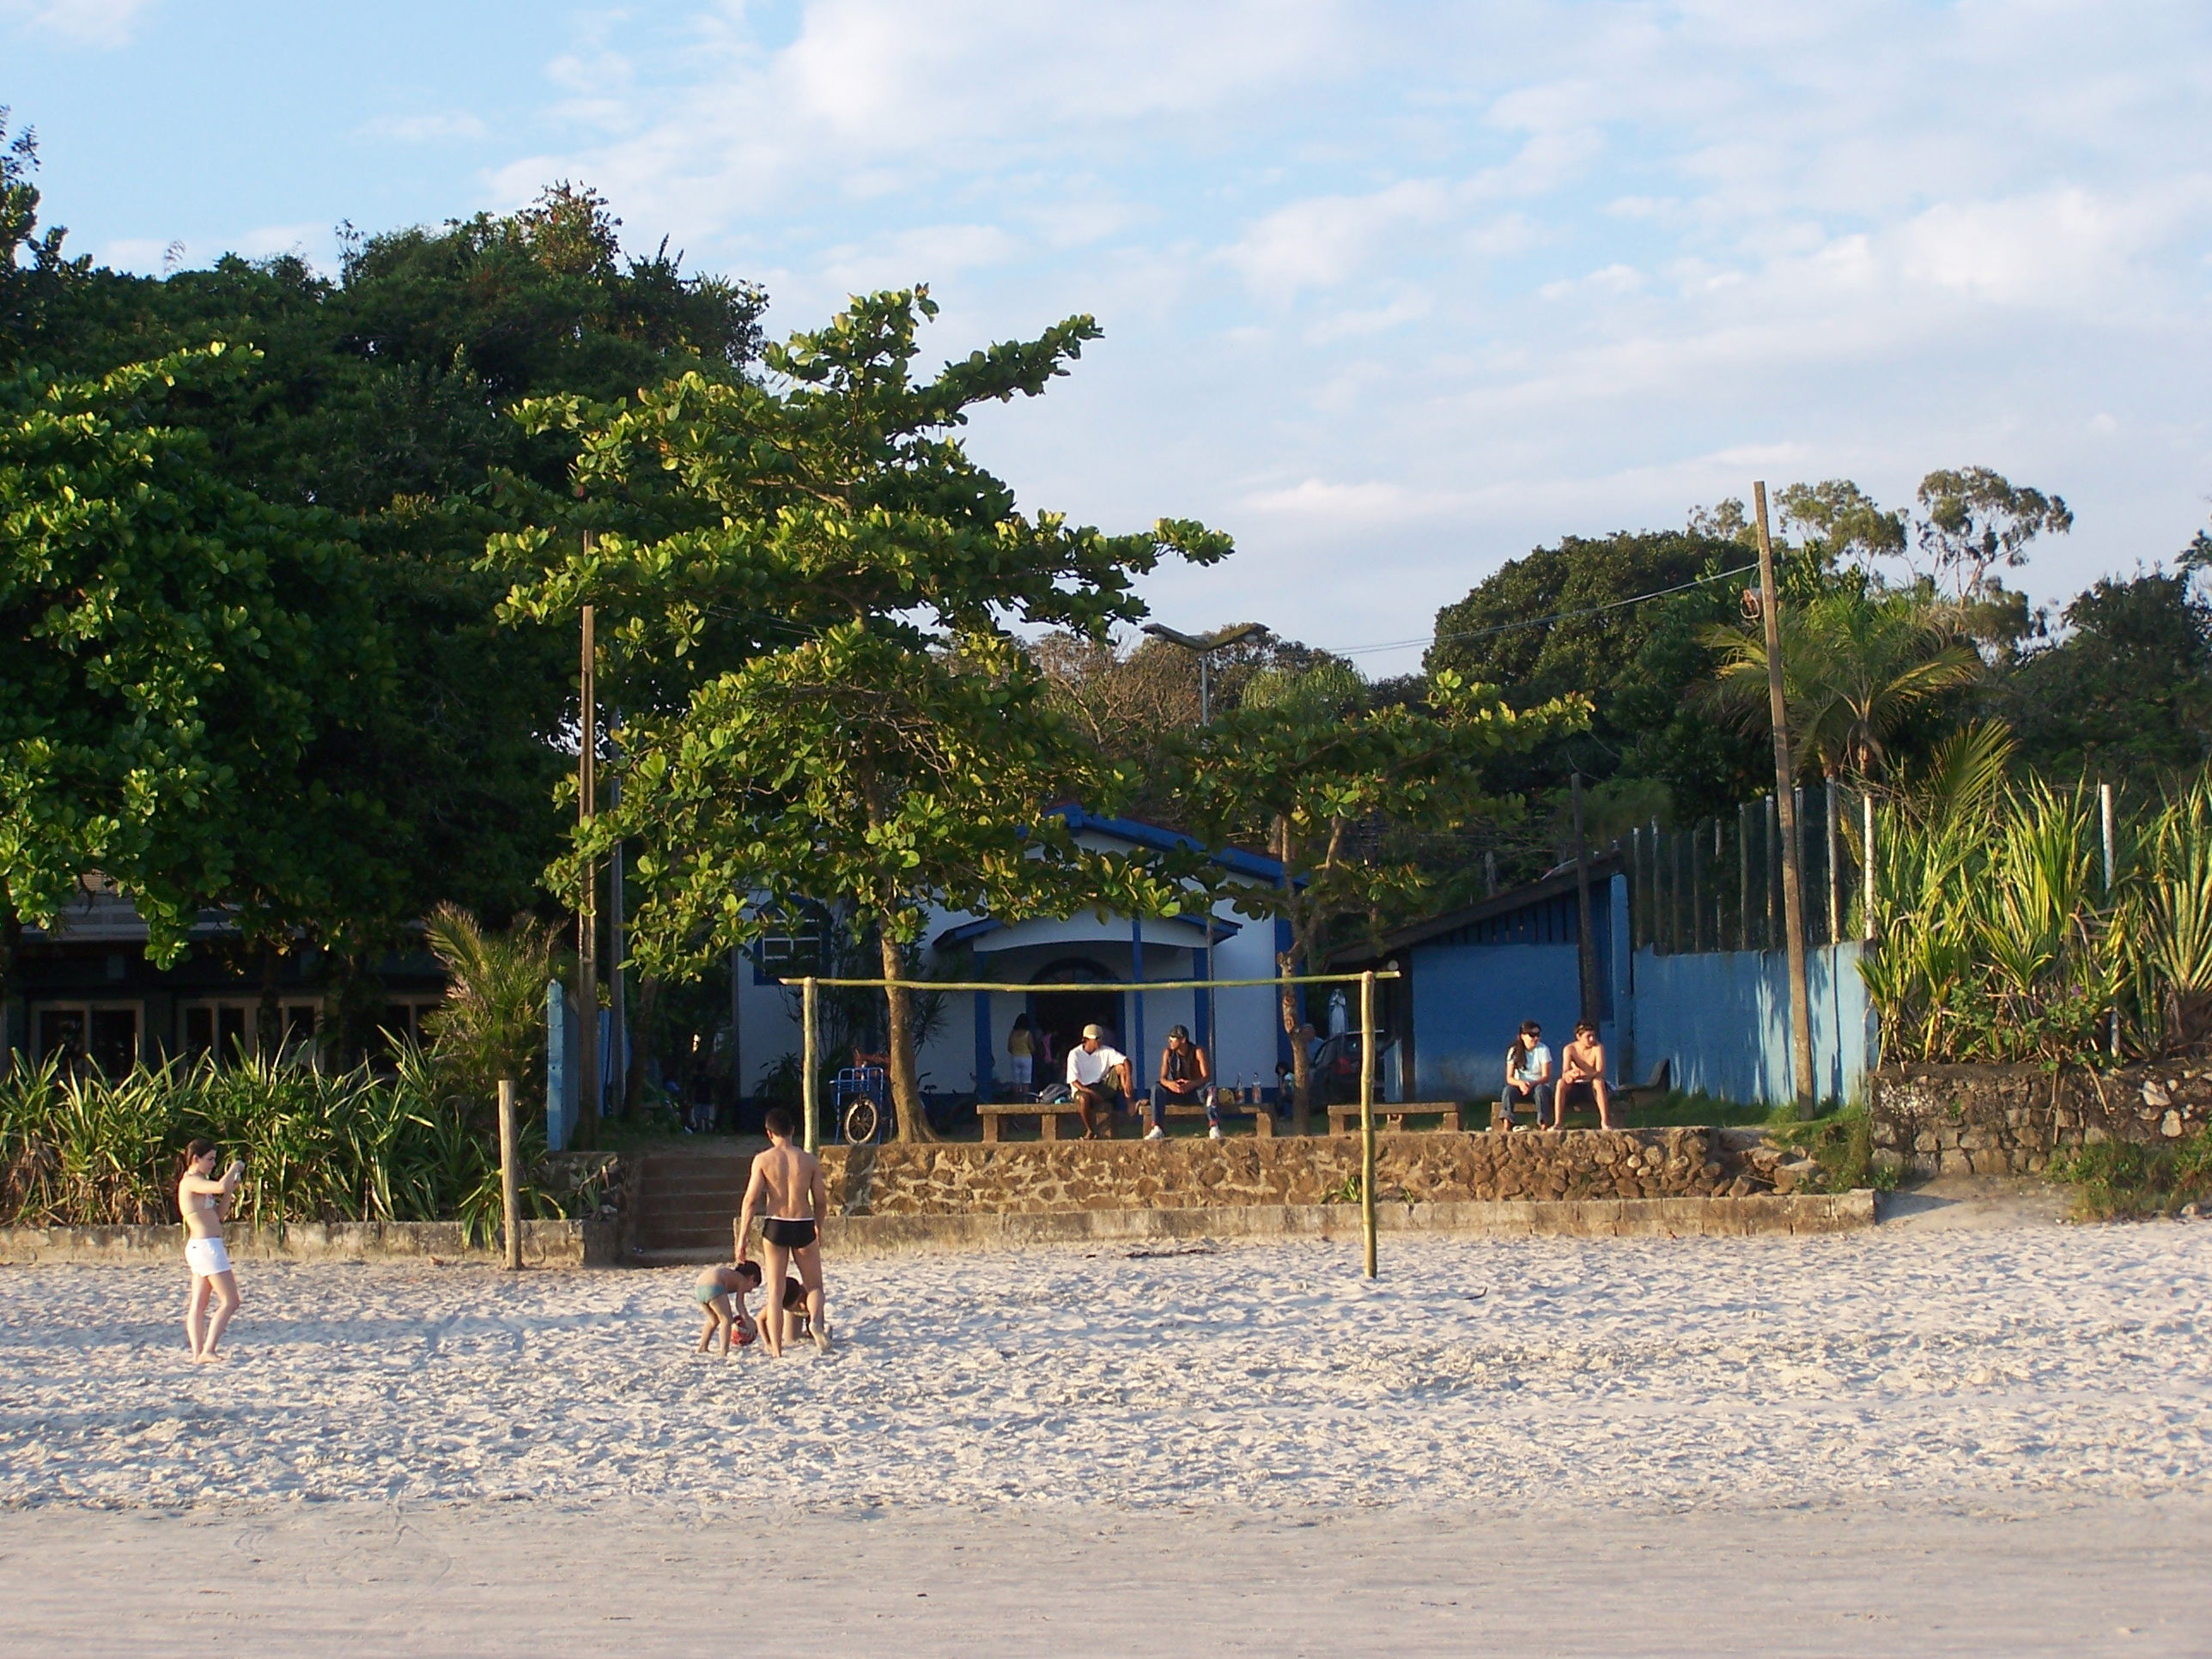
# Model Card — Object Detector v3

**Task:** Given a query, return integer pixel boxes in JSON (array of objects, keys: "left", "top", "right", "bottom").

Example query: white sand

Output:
[{"left": 3, "top": 1216, "right": 2209, "bottom": 1652}]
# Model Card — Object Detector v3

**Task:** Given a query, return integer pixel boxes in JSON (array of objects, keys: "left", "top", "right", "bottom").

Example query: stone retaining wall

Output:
[
  {"left": 0, "top": 1218, "right": 617, "bottom": 1267},
  {"left": 818, "top": 1127, "right": 1817, "bottom": 1217},
  {"left": 793, "top": 1192, "right": 1876, "bottom": 1256},
  {"left": 1870, "top": 1063, "right": 2212, "bottom": 1178}
]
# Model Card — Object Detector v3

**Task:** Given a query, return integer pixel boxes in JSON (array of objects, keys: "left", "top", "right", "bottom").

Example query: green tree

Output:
[
  {"left": 1996, "top": 568, "right": 2212, "bottom": 786},
  {"left": 422, "top": 903, "right": 560, "bottom": 1112},
  {"left": 1701, "top": 586, "right": 1982, "bottom": 781},
  {"left": 9, "top": 165, "right": 769, "bottom": 1001},
  {"left": 1425, "top": 527, "right": 1764, "bottom": 841},
  {"left": 499, "top": 289, "right": 1225, "bottom": 1139},
  {"left": 1167, "top": 664, "right": 1583, "bottom": 1130},
  {"left": 0, "top": 348, "right": 358, "bottom": 1011}
]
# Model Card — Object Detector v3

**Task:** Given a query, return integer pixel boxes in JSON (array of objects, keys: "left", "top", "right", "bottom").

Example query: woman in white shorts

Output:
[{"left": 177, "top": 1139, "right": 245, "bottom": 1362}]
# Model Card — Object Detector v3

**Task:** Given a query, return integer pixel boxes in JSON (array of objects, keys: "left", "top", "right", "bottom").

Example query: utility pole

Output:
[
  {"left": 1571, "top": 772, "right": 1599, "bottom": 1028},
  {"left": 578, "top": 578, "right": 600, "bottom": 1137},
  {"left": 1753, "top": 483, "right": 1817, "bottom": 1116},
  {"left": 609, "top": 761, "right": 626, "bottom": 1119}
]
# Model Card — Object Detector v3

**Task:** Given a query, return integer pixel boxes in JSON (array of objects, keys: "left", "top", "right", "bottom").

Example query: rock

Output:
[
  {"left": 2160, "top": 1109, "right": 2184, "bottom": 1139},
  {"left": 2143, "top": 1079, "right": 2172, "bottom": 1109}
]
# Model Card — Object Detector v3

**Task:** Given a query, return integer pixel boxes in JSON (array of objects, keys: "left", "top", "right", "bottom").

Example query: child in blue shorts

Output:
[{"left": 693, "top": 1259, "right": 763, "bottom": 1354}]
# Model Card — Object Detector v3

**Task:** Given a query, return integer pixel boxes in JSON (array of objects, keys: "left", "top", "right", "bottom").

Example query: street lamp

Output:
[
  {"left": 1140, "top": 621, "right": 1266, "bottom": 725},
  {"left": 1140, "top": 621, "right": 1266, "bottom": 1079}
]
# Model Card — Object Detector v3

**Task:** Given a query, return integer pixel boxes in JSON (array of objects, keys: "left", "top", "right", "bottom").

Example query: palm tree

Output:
[
  {"left": 1702, "top": 588, "right": 1980, "bottom": 780},
  {"left": 420, "top": 905, "right": 559, "bottom": 1113}
]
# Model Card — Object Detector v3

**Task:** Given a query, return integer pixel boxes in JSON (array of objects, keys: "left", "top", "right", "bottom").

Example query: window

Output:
[
  {"left": 369, "top": 999, "right": 443, "bottom": 1058},
  {"left": 33, "top": 1005, "right": 139, "bottom": 1074},
  {"left": 179, "top": 1000, "right": 323, "bottom": 1065},
  {"left": 753, "top": 905, "right": 830, "bottom": 983}
]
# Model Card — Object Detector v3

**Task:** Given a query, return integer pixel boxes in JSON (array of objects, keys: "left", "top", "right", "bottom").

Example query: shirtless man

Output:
[
  {"left": 737, "top": 1107, "right": 830, "bottom": 1356},
  {"left": 1558, "top": 1019, "right": 1617, "bottom": 1129}
]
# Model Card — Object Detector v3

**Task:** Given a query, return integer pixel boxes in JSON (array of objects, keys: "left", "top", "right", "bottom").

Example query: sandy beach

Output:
[{"left": 3, "top": 1207, "right": 2209, "bottom": 1652}]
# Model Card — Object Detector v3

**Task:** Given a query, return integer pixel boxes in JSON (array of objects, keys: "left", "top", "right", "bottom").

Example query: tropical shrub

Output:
[
  {"left": 1866, "top": 742, "right": 2212, "bottom": 1064},
  {"left": 0, "top": 1052, "right": 592, "bottom": 1241}
]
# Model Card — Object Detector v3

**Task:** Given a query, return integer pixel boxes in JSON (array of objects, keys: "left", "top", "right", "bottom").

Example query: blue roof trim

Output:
[
  {"left": 933, "top": 909, "right": 1244, "bottom": 954},
  {"left": 1053, "top": 806, "right": 1285, "bottom": 882}
]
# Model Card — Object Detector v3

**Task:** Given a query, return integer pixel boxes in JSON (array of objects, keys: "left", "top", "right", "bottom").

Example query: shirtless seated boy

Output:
[
  {"left": 1556, "top": 1020, "right": 1618, "bottom": 1130},
  {"left": 693, "top": 1259, "right": 763, "bottom": 1354},
  {"left": 736, "top": 1107, "right": 830, "bottom": 1357}
]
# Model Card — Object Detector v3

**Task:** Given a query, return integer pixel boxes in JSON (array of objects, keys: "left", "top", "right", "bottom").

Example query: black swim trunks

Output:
[{"left": 763, "top": 1217, "right": 817, "bottom": 1249}]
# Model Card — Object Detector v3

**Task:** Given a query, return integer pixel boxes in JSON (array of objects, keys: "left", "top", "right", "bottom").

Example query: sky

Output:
[{"left": 6, "top": 0, "right": 2210, "bottom": 672}]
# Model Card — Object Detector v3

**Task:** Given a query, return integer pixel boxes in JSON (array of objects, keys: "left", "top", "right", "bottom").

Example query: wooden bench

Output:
[
  {"left": 1158, "top": 1097, "right": 1274, "bottom": 1137},
  {"left": 977, "top": 1101, "right": 1090, "bottom": 1142},
  {"left": 1326, "top": 1102, "right": 1463, "bottom": 1134},
  {"left": 1486, "top": 1061, "right": 1674, "bottom": 1130}
]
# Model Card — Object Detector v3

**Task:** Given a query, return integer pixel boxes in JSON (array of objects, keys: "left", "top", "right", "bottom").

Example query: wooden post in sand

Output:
[
  {"left": 801, "top": 975, "right": 819, "bottom": 1153},
  {"left": 1359, "top": 969, "right": 1377, "bottom": 1280},
  {"left": 497, "top": 1078, "right": 522, "bottom": 1271}
]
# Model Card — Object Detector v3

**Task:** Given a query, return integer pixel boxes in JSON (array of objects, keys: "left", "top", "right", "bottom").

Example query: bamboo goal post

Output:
[
  {"left": 781, "top": 966, "right": 1401, "bottom": 1272},
  {"left": 496, "top": 1078, "right": 522, "bottom": 1272},
  {"left": 1359, "top": 968, "right": 1378, "bottom": 1280}
]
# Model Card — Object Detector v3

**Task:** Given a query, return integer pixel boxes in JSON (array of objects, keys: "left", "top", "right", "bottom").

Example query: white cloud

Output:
[
  {"left": 360, "top": 112, "right": 490, "bottom": 145},
  {"left": 460, "top": 0, "right": 2212, "bottom": 666},
  {"left": 2, "top": 0, "right": 155, "bottom": 46}
]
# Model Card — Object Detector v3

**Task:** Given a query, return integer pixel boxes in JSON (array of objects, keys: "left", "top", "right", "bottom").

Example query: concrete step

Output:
[
  {"left": 629, "top": 1245, "right": 732, "bottom": 1267},
  {"left": 636, "top": 1225, "right": 738, "bottom": 1251}
]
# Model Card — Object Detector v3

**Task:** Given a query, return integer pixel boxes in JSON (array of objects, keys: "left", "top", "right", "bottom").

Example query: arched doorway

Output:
[{"left": 1029, "top": 958, "right": 1121, "bottom": 1080}]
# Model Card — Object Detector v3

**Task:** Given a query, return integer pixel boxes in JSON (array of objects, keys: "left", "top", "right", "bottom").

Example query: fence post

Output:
[
  {"left": 497, "top": 1078, "right": 522, "bottom": 1272},
  {"left": 2101, "top": 781, "right": 2118, "bottom": 1057},
  {"left": 1738, "top": 801, "right": 1752, "bottom": 951},
  {"left": 1359, "top": 969, "right": 1377, "bottom": 1282},
  {"left": 1863, "top": 792, "right": 1877, "bottom": 940},
  {"left": 1824, "top": 776, "right": 1840, "bottom": 945}
]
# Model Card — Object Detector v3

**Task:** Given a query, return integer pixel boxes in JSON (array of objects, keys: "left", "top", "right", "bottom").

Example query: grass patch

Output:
[
  {"left": 2051, "top": 1127, "right": 2212, "bottom": 1220},
  {"left": 1605, "top": 1090, "right": 1770, "bottom": 1129},
  {"left": 1764, "top": 1103, "right": 1898, "bottom": 1194}
]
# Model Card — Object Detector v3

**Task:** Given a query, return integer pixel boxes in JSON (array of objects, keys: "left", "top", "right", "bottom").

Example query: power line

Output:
[{"left": 1322, "top": 562, "right": 1759, "bottom": 659}]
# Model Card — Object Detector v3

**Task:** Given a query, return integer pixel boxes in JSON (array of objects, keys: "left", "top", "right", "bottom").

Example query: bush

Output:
[
  {"left": 0, "top": 1052, "right": 592, "bottom": 1243},
  {"left": 2051, "top": 1127, "right": 2212, "bottom": 1220}
]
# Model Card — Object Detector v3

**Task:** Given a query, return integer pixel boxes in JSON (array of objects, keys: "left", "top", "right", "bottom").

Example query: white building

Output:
[{"left": 731, "top": 810, "right": 1294, "bottom": 1104}]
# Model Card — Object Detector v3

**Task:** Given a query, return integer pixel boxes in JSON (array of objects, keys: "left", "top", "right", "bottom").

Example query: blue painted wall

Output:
[
  {"left": 1401, "top": 868, "right": 1875, "bottom": 1108},
  {"left": 1628, "top": 940, "right": 1875, "bottom": 1107},
  {"left": 1408, "top": 872, "right": 1624, "bottom": 1100}
]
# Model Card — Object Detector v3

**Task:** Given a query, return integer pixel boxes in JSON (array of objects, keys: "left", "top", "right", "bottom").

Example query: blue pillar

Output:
[
  {"left": 1192, "top": 940, "right": 1210, "bottom": 1055},
  {"left": 1129, "top": 916, "right": 1146, "bottom": 1108},
  {"left": 545, "top": 979, "right": 577, "bottom": 1152},
  {"left": 972, "top": 990, "right": 994, "bottom": 1100}
]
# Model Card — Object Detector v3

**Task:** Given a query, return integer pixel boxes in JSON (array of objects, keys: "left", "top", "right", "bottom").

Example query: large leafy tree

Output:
[
  {"left": 1996, "top": 568, "right": 2212, "bottom": 786},
  {"left": 1167, "top": 663, "right": 1582, "bottom": 1131},
  {"left": 0, "top": 348, "right": 366, "bottom": 1012},
  {"left": 4, "top": 155, "right": 771, "bottom": 1052},
  {"left": 499, "top": 289, "right": 1224, "bottom": 1139},
  {"left": 1425, "top": 527, "right": 1765, "bottom": 840}
]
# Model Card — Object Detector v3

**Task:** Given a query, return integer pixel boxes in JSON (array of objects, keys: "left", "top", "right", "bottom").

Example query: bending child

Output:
[{"left": 694, "top": 1259, "right": 763, "bottom": 1354}]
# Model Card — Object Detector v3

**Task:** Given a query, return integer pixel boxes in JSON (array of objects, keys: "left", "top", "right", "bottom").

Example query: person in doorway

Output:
[
  {"left": 176, "top": 1139, "right": 245, "bottom": 1362},
  {"left": 1556, "top": 1020, "right": 1616, "bottom": 1130},
  {"left": 736, "top": 1107, "right": 830, "bottom": 1356},
  {"left": 1066, "top": 1024, "right": 1132, "bottom": 1139},
  {"left": 1500, "top": 1021, "right": 1553, "bottom": 1131},
  {"left": 1149, "top": 1024, "right": 1215, "bottom": 1140},
  {"left": 1007, "top": 1013, "right": 1036, "bottom": 1097}
]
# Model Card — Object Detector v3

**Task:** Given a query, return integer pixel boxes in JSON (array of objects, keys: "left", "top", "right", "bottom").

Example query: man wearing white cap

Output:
[{"left": 1066, "top": 1023, "right": 1132, "bottom": 1139}]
